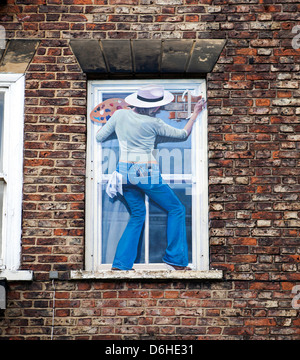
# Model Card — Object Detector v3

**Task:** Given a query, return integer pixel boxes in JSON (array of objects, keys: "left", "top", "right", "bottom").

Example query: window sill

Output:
[
  {"left": 70, "top": 269, "right": 223, "bottom": 280},
  {"left": 0, "top": 270, "right": 33, "bottom": 281}
]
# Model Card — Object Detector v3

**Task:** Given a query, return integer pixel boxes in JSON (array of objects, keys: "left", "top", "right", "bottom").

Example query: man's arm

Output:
[
  {"left": 184, "top": 98, "right": 207, "bottom": 137},
  {"left": 96, "top": 112, "right": 118, "bottom": 142}
]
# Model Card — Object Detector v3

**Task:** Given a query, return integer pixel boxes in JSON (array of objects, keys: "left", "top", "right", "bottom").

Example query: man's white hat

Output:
[{"left": 125, "top": 85, "right": 174, "bottom": 108}]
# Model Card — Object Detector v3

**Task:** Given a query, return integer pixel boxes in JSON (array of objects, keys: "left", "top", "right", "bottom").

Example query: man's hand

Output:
[
  {"left": 184, "top": 98, "right": 207, "bottom": 137},
  {"left": 193, "top": 98, "right": 207, "bottom": 115}
]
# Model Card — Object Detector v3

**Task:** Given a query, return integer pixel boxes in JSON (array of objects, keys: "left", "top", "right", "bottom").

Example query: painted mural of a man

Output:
[{"left": 96, "top": 84, "right": 206, "bottom": 271}]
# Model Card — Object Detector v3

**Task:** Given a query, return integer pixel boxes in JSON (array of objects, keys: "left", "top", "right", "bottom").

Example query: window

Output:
[
  {"left": 0, "top": 92, "right": 4, "bottom": 266},
  {"left": 85, "top": 79, "right": 209, "bottom": 273},
  {"left": 0, "top": 74, "right": 32, "bottom": 280}
]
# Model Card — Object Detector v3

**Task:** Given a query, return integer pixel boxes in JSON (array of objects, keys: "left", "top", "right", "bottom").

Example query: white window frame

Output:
[
  {"left": 0, "top": 74, "right": 32, "bottom": 281},
  {"left": 71, "top": 78, "right": 222, "bottom": 280}
]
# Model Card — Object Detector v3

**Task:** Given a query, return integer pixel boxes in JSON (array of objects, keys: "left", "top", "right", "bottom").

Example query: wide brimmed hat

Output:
[{"left": 125, "top": 85, "right": 174, "bottom": 108}]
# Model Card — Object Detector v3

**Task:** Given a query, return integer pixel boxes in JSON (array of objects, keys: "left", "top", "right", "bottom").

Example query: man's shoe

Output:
[{"left": 165, "top": 263, "right": 192, "bottom": 271}]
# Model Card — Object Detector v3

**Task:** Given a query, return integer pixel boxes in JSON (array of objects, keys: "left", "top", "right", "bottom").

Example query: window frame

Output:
[
  {"left": 85, "top": 79, "right": 210, "bottom": 274},
  {"left": 0, "top": 74, "right": 32, "bottom": 281}
]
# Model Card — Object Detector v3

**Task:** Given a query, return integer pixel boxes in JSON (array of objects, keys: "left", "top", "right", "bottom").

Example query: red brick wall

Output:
[{"left": 0, "top": 0, "right": 300, "bottom": 340}]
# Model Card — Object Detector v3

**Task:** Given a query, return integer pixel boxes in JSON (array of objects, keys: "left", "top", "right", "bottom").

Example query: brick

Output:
[
  {"left": 110, "top": 0, "right": 138, "bottom": 4},
  {"left": 61, "top": 14, "right": 87, "bottom": 22},
  {"left": 245, "top": 319, "right": 276, "bottom": 326},
  {"left": 17, "top": 14, "right": 45, "bottom": 22},
  {"left": 41, "top": 81, "right": 71, "bottom": 88},
  {"left": 108, "top": 15, "right": 138, "bottom": 22}
]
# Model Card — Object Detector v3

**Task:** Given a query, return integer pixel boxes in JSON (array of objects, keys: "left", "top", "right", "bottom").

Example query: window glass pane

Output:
[
  {"left": 99, "top": 92, "right": 131, "bottom": 175},
  {"left": 149, "top": 183, "right": 192, "bottom": 263},
  {"left": 100, "top": 183, "right": 146, "bottom": 264},
  {"left": 0, "top": 180, "right": 3, "bottom": 259},
  {"left": 98, "top": 90, "right": 192, "bottom": 176},
  {"left": 156, "top": 93, "right": 191, "bottom": 175},
  {"left": 0, "top": 93, "right": 4, "bottom": 259},
  {"left": 0, "top": 92, "right": 4, "bottom": 173},
  {"left": 101, "top": 183, "right": 193, "bottom": 265}
]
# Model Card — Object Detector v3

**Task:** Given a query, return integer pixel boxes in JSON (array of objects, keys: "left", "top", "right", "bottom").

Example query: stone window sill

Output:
[
  {"left": 70, "top": 269, "right": 223, "bottom": 280},
  {"left": 0, "top": 270, "right": 33, "bottom": 281}
]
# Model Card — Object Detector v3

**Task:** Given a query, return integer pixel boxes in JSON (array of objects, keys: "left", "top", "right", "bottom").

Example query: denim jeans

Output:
[{"left": 112, "top": 162, "right": 188, "bottom": 270}]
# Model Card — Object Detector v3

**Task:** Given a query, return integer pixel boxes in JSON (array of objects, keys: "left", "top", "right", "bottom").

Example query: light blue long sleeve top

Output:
[{"left": 96, "top": 109, "right": 188, "bottom": 163}]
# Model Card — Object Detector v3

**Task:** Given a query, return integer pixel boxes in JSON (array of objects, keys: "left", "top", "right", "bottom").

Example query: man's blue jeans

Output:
[{"left": 112, "top": 162, "right": 188, "bottom": 270}]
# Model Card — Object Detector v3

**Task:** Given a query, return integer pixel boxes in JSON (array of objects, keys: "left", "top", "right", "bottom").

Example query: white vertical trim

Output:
[
  {"left": 196, "top": 81, "right": 209, "bottom": 270},
  {"left": 0, "top": 74, "right": 25, "bottom": 271},
  {"left": 95, "top": 90, "right": 103, "bottom": 270},
  {"left": 144, "top": 195, "right": 150, "bottom": 264},
  {"left": 85, "top": 82, "right": 95, "bottom": 271},
  {"left": 0, "top": 180, "right": 6, "bottom": 269},
  {"left": 191, "top": 116, "right": 197, "bottom": 269}
]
